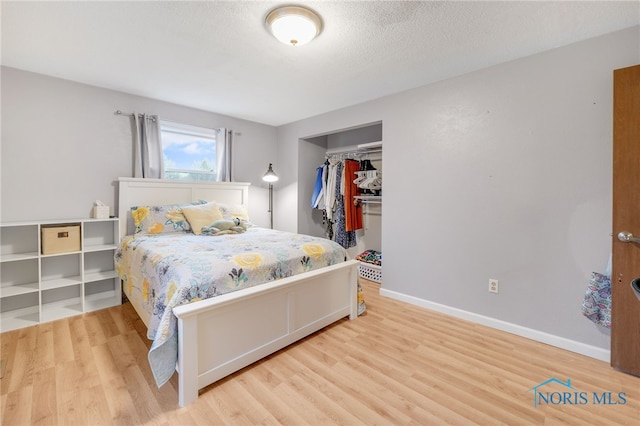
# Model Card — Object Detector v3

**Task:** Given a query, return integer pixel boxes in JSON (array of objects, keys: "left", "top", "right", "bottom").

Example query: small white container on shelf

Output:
[{"left": 92, "top": 206, "right": 110, "bottom": 219}]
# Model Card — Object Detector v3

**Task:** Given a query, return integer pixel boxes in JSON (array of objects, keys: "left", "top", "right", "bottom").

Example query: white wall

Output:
[
  {"left": 1, "top": 67, "right": 278, "bottom": 227},
  {"left": 277, "top": 26, "right": 640, "bottom": 354}
]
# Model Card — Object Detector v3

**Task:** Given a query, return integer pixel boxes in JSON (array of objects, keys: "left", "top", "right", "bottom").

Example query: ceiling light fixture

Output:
[{"left": 266, "top": 5, "right": 322, "bottom": 47}]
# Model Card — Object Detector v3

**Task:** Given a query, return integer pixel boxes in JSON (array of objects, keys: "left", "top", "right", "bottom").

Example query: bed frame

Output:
[{"left": 117, "top": 177, "right": 359, "bottom": 406}]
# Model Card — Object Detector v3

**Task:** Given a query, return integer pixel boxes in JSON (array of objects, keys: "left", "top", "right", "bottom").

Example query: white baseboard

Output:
[{"left": 379, "top": 288, "right": 610, "bottom": 362}]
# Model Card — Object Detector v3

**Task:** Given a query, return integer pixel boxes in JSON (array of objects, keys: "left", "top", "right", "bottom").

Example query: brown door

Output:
[{"left": 612, "top": 64, "right": 640, "bottom": 376}]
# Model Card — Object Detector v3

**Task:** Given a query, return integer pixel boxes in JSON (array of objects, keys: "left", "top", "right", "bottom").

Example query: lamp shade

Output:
[
  {"left": 266, "top": 6, "right": 322, "bottom": 46},
  {"left": 263, "top": 163, "right": 279, "bottom": 182}
]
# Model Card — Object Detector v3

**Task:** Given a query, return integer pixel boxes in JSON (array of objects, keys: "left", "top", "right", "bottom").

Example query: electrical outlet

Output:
[{"left": 489, "top": 279, "right": 499, "bottom": 294}]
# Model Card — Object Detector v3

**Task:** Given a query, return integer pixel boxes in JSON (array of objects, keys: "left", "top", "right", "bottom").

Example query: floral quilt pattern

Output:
[{"left": 115, "top": 227, "right": 348, "bottom": 387}]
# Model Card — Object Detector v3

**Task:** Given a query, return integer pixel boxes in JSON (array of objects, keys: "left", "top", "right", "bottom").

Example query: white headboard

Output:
[{"left": 117, "top": 177, "right": 250, "bottom": 239}]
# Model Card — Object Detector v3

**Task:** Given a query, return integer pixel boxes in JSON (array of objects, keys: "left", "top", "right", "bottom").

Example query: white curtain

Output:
[
  {"left": 216, "top": 128, "right": 232, "bottom": 182},
  {"left": 133, "top": 113, "right": 164, "bottom": 179}
]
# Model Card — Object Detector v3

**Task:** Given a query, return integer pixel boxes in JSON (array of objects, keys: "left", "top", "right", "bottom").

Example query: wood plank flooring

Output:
[{"left": 1, "top": 279, "right": 639, "bottom": 425}]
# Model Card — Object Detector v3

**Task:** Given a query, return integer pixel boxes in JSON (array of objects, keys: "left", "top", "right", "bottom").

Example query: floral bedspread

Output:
[{"left": 115, "top": 227, "right": 349, "bottom": 387}]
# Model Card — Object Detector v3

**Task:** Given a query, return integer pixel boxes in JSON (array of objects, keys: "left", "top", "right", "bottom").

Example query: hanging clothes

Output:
[
  {"left": 334, "top": 161, "right": 357, "bottom": 248},
  {"left": 359, "top": 159, "right": 377, "bottom": 195},
  {"left": 343, "top": 159, "right": 363, "bottom": 231},
  {"left": 310, "top": 160, "right": 334, "bottom": 239},
  {"left": 310, "top": 165, "right": 324, "bottom": 208},
  {"left": 324, "top": 159, "right": 339, "bottom": 221},
  {"left": 321, "top": 160, "right": 328, "bottom": 210}
]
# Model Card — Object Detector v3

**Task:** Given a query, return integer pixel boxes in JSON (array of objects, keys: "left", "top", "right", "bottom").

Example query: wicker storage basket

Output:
[{"left": 41, "top": 224, "right": 81, "bottom": 255}]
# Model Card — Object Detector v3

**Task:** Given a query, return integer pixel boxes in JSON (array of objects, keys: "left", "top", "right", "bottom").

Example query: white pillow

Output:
[{"left": 217, "top": 203, "right": 252, "bottom": 225}]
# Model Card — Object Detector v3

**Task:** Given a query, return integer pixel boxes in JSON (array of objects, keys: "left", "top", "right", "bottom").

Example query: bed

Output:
[{"left": 116, "top": 177, "right": 360, "bottom": 407}]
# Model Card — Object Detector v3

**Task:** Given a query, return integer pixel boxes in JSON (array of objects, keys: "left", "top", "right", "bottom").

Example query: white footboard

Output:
[{"left": 173, "top": 259, "right": 359, "bottom": 407}]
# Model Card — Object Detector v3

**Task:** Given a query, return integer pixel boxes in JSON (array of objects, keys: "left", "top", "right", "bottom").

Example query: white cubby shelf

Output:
[{"left": 0, "top": 217, "right": 121, "bottom": 332}]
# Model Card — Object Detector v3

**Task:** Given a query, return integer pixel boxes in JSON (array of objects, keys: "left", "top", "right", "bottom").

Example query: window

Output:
[{"left": 160, "top": 121, "right": 227, "bottom": 182}]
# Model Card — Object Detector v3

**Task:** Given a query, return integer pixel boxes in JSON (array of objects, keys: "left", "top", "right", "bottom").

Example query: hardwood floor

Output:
[{"left": 1, "top": 279, "right": 639, "bottom": 425}]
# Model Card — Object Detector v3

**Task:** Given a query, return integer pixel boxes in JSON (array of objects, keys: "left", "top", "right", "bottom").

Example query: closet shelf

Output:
[
  {"left": 354, "top": 195, "right": 382, "bottom": 204},
  {"left": 325, "top": 142, "right": 383, "bottom": 159},
  {"left": 357, "top": 141, "right": 382, "bottom": 150}
]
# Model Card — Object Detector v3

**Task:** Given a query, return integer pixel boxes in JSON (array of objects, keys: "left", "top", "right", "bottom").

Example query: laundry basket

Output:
[
  {"left": 355, "top": 250, "right": 382, "bottom": 283},
  {"left": 359, "top": 263, "right": 382, "bottom": 283}
]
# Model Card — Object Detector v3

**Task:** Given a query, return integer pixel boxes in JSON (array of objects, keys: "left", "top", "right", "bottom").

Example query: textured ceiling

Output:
[{"left": 2, "top": 1, "right": 639, "bottom": 126}]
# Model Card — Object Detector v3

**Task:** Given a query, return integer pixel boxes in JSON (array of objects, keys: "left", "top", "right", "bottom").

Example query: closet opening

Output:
[{"left": 297, "top": 121, "right": 382, "bottom": 272}]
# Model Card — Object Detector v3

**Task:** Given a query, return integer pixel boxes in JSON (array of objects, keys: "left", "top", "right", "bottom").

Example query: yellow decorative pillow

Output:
[
  {"left": 131, "top": 203, "right": 197, "bottom": 234},
  {"left": 181, "top": 202, "right": 224, "bottom": 235}
]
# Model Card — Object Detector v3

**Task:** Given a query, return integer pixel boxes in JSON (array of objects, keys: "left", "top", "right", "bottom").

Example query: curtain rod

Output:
[{"left": 114, "top": 110, "right": 157, "bottom": 122}]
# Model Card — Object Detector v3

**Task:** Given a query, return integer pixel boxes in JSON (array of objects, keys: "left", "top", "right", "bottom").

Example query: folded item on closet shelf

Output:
[{"left": 356, "top": 249, "right": 382, "bottom": 266}]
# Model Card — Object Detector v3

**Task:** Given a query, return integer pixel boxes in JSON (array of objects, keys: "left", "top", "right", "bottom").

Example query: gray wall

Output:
[
  {"left": 276, "top": 26, "right": 640, "bottom": 354},
  {"left": 2, "top": 26, "right": 638, "bottom": 357},
  {"left": 1, "top": 67, "right": 278, "bottom": 227}
]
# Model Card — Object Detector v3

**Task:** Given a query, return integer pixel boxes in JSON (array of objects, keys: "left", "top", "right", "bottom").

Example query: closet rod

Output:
[
  {"left": 325, "top": 149, "right": 382, "bottom": 160},
  {"left": 114, "top": 110, "right": 157, "bottom": 122},
  {"left": 326, "top": 152, "right": 358, "bottom": 159}
]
